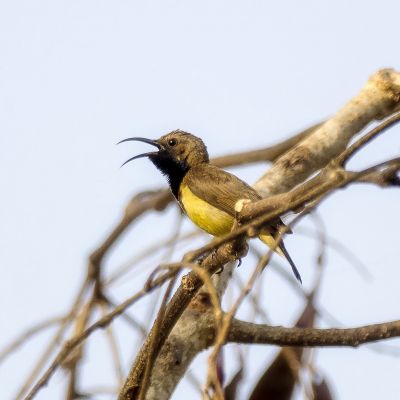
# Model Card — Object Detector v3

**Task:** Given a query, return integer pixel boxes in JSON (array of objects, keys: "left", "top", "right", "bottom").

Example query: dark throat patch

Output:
[{"left": 149, "top": 153, "right": 189, "bottom": 199}]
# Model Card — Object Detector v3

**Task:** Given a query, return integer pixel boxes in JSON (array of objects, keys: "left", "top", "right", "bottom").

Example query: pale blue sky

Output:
[{"left": 1, "top": 1, "right": 400, "bottom": 399}]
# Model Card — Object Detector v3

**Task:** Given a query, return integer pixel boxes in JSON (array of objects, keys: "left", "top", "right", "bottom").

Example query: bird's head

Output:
[{"left": 119, "top": 130, "right": 209, "bottom": 173}]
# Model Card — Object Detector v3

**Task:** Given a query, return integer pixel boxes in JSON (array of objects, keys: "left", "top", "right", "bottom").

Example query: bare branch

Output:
[
  {"left": 254, "top": 69, "right": 400, "bottom": 196},
  {"left": 144, "top": 262, "right": 225, "bottom": 400},
  {"left": 22, "top": 267, "right": 177, "bottom": 400},
  {"left": 229, "top": 319, "right": 400, "bottom": 347},
  {"left": 336, "top": 111, "right": 400, "bottom": 166},
  {"left": 212, "top": 122, "right": 323, "bottom": 168},
  {"left": 100, "top": 303, "right": 124, "bottom": 386},
  {"left": 118, "top": 238, "right": 248, "bottom": 400},
  {"left": 0, "top": 316, "right": 64, "bottom": 364},
  {"left": 16, "top": 279, "right": 89, "bottom": 400}
]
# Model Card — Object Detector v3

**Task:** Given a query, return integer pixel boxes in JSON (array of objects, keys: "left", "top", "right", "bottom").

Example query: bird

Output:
[{"left": 119, "top": 130, "right": 302, "bottom": 283}]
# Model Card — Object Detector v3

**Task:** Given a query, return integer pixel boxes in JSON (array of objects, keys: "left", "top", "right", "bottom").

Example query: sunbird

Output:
[{"left": 119, "top": 130, "right": 302, "bottom": 283}]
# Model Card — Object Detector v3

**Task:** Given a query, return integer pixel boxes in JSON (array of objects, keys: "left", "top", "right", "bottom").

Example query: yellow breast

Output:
[{"left": 179, "top": 184, "right": 234, "bottom": 237}]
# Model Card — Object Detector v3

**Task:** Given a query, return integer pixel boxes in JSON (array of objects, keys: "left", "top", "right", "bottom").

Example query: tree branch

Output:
[
  {"left": 254, "top": 69, "right": 400, "bottom": 196},
  {"left": 118, "top": 239, "right": 248, "bottom": 400},
  {"left": 211, "top": 122, "right": 322, "bottom": 168},
  {"left": 229, "top": 319, "right": 400, "bottom": 347}
]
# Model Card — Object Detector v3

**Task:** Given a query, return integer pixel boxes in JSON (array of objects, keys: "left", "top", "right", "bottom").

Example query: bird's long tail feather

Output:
[{"left": 259, "top": 234, "right": 302, "bottom": 283}]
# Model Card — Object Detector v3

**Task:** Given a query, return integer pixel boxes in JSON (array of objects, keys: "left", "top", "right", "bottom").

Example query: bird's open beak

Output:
[{"left": 117, "top": 137, "right": 162, "bottom": 167}]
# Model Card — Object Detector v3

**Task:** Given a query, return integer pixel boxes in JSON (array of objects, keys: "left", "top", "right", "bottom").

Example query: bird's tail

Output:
[{"left": 259, "top": 234, "right": 302, "bottom": 283}]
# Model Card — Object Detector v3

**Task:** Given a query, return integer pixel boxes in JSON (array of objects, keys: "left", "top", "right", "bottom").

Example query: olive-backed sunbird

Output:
[{"left": 119, "top": 130, "right": 302, "bottom": 283}]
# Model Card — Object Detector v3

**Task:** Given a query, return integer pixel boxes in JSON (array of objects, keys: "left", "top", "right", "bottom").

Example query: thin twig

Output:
[
  {"left": 212, "top": 122, "right": 323, "bottom": 168},
  {"left": 336, "top": 111, "right": 400, "bottom": 166},
  {"left": 0, "top": 316, "right": 65, "bottom": 364},
  {"left": 64, "top": 295, "right": 97, "bottom": 400},
  {"left": 23, "top": 268, "right": 176, "bottom": 400},
  {"left": 16, "top": 278, "right": 89, "bottom": 400},
  {"left": 100, "top": 302, "right": 124, "bottom": 386}
]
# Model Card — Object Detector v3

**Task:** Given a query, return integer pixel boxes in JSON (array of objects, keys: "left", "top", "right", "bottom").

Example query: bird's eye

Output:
[{"left": 168, "top": 138, "right": 177, "bottom": 146}]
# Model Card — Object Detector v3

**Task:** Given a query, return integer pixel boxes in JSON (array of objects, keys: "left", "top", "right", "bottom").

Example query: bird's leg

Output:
[
  {"left": 233, "top": 240, "right": 248, "bottom": 269},
  {"left": 195, "top": 248, "right": 225, "bottom": 274}
]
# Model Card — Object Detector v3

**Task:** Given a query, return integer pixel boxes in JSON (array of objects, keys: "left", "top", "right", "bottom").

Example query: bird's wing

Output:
[
  {"left": 183, "top": 164, "right": 291, "bottom": 234},
  {"left": 183, "top": 164, "right": 261, "bottom": 216}
]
